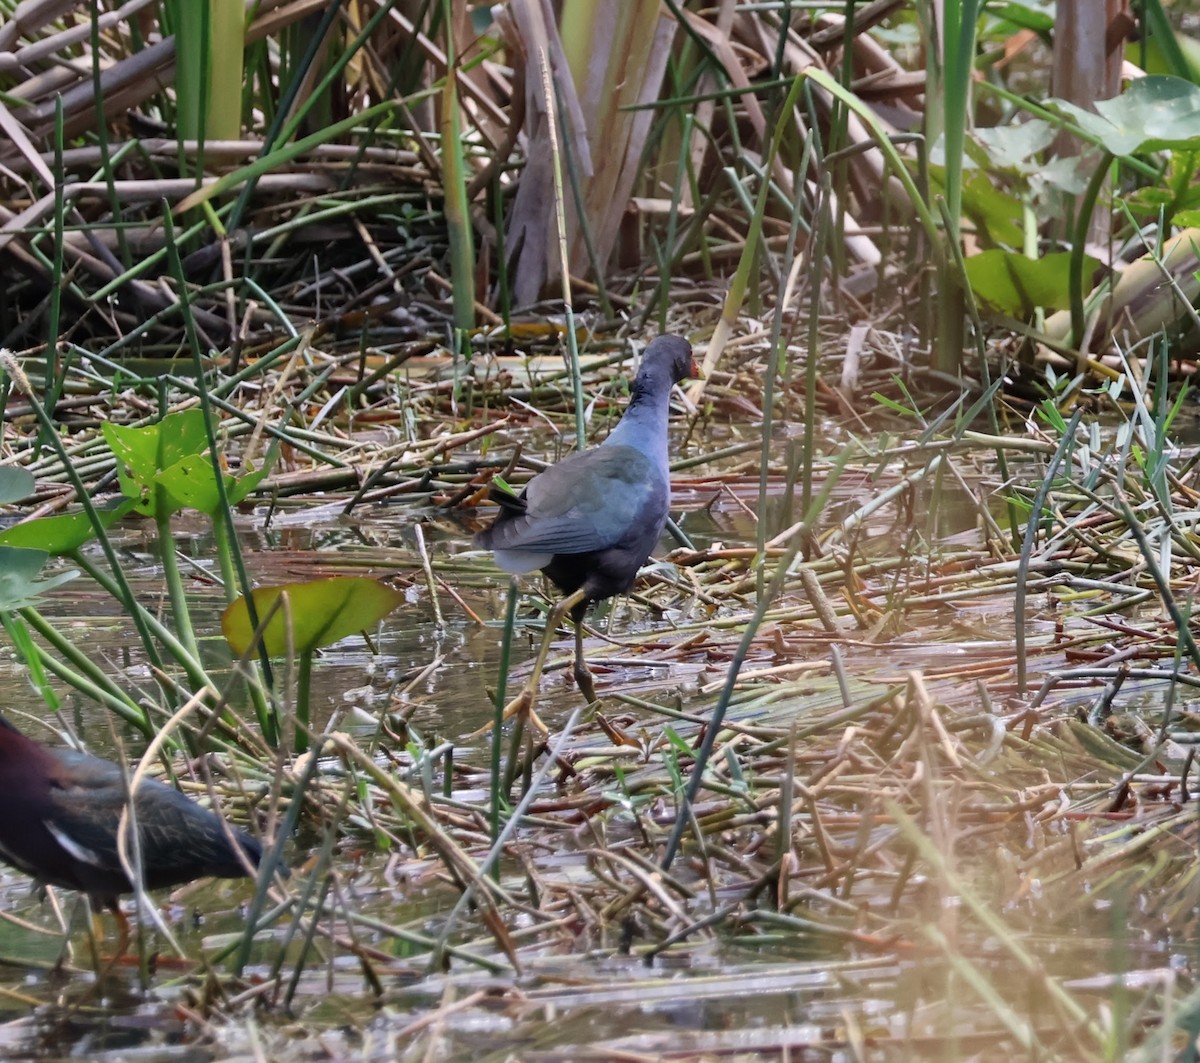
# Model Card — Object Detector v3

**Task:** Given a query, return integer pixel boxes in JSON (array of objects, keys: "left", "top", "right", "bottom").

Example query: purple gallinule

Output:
[
  {"left": 477, "top": 335, "right": 697, "bottom": 716},
  {"left": 0, "top": 715, "right": 262, "bottom": 945}
]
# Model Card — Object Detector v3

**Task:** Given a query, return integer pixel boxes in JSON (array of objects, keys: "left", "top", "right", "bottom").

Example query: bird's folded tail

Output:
[{"left": 486, "top": 475, "right": 527, "bottom": 515}]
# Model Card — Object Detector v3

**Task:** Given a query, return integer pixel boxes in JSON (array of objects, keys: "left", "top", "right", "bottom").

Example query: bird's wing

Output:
[
  {"left": 42, "top": 751, "right": 126, "bottom": 870},
  {"left": 46, "top": 752, "right": 259, "bottom": 880},
  {"left": 484, "top": 447, "right": 662, "bottom": 555},
  {"left": 131, "top": 784, "right": 261, "bottom": 878}
]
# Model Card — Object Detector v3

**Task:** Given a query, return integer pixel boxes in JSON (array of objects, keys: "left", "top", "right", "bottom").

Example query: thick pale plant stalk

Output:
[
  {"left": 1041, "top": 228, "right": 1200, "bottom": 360},
  {"left": 168, "top": 0, "right": 245, "bottom": 142},
  {"left": 1051, "top": 0, "right": 1130, "bottom": 244},
  {"left": 441, "top": 0, "right": 476, "bottom": 330},
  {"left": 504, "top": 0, "right": 675, "bottom": 302},
  {"left": 207, "top": 0, "right": 245, "bottom": 139},
  {"left": 919, "top": 0, "right": 981, "bottom": 372},
  {"left": 559, "top": 0, "right": 675, "bottom": 278}
]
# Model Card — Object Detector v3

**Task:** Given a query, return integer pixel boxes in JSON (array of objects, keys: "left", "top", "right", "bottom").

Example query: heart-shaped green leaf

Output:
[
  {"left": 974, "top": 121, "right": 1056, "bottom": 172},
  {"left": 160, "top": 446, "right": 278, "bottom": 515},
  {"left": 0, "top": 468, "right": 35, "bottom": 504},
  {"left": 0, "top": 499, "right": 136, "bottom": 555},
  {"left": 103, "top": 410, "right": 207, "bottom": 516},
  {"left": 959, "top": 170, "right": 1024, "bottom": 249},
  {"left": 104, "top": 410, "right": 276, "bottom": 517},
  {"left": 223, "top": 447, "right": 277, "bottom": 506},
  {"left": 221, "top": 577, "right": 407, "bottom": 657},
  {"left": 0, "top": 547, "right": 77, "bottom": 610},
  {"left": 1049, "top": 76, "right": 1200, "bottom": 156},
  {"left": 103, "top": 408, "right": 208, "bottom": 483},
  {"left": 964, "top": 249, "right": 1099, "bottom": 314}
]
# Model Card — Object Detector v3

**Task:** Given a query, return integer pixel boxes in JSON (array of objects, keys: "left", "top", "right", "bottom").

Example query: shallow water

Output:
[{"left": 0, "top": 445, "right": 1192, "bottom": 1061}]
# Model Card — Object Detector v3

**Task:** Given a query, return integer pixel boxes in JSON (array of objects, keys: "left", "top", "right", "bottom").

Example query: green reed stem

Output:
[{"left": 491, "top": 579, "right": 519, "bottom": 859}]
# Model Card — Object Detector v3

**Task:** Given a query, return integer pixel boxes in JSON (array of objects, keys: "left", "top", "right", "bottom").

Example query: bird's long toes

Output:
[{"left": 501, "top": 689, "right": 533, "bottom": 722}]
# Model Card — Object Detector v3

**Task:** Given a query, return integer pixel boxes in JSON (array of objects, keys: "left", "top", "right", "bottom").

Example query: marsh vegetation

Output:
[{"left": 2, "top": 2, "right": 1200, "bottom": 1060}]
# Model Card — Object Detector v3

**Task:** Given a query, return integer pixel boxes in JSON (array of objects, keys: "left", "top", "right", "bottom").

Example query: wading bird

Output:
[
  {"left": 477, "top": 334, "right": 698, "bottom": 723},
  {"left": 0, "top": 714, "right": 262, "bottom": 951}
]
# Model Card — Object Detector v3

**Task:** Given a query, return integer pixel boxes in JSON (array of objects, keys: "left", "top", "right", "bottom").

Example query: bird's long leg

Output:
[
  {"left": 108, "top": 901, "right": 131, "bottom": 959},
  {"left": 89, "top": 901, "right": 132, "bottom": 982},
  {"left": 494, "top": 588, "right": 588, "bottom": 736},
  {"left": 74, "top": 897, "right": 107, "bottom": 977},
  {"left": 572, "top": 619, "right": 597, "bottom": 704}
]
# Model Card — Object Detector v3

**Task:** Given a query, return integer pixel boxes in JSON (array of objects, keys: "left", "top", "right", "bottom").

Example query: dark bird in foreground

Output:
[
  {"left": 476, "top": 334, "right": 698, "bottom": 713},
  {"left": 0, "top": 714, "right": 262, "bottom": 947}
]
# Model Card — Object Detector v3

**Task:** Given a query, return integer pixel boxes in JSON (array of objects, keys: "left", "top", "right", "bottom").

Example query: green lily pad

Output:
[{"left": 221, "top": 577, "right": 407, "bottom": 658}]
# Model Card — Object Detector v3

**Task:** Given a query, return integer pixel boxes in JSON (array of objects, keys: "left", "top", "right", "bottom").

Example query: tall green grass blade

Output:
[
  {"left": 1, "top": 611, "right": 60, "bottom": 712},
  {"left": 490, "top": 579, "right": 519, "bottom": 865},
  {"left": 801, "top": 174, "right": 831, "bottom": 524},
  {"left": 1069, "top": 152, "right": 1114, "bottom": 345},
  {"left": 39, "top": 97, "right": 65, "bottom": 461},
  {"left": 540, "top": 46, "right": 585, "bottom": 448},
  {"left": 15, "top": 606, "right": 148, "bottom": 726},
  {"left": 162, "top": 206, "right": 279, "bottom": 745},
  {"left": 440, "top": 0, "right": 476, "bottom": 332},
  {"left": 166, "top": 0, "right": 205, "bottom": 140}
]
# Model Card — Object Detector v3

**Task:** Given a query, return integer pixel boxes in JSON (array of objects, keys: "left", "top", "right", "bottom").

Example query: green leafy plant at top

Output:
[
  {"left": 101, "top": 405, "right": 279, "bottom": 742},
  {"left": 102, "top": 407, "right": 274, "bottom": 605},
  {"left": 0, "top": 543, "right": 81, "bottom": 721},
  {"left": 917, "top": 73, "right": 1200, "bottom": 364},
  {"left": 0, "top": 403, "right": 278, "bottom": 748},
  {"left": 951, "top": 118, "right": 1098, "bottom": 318},
  {"left": 815, "top": 6, "right": 1200, "bottom": 371}
]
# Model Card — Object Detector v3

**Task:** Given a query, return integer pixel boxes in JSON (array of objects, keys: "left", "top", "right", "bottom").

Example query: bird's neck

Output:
[{"left": 602, "top": 367, "right": 671, "bottom": 458}]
